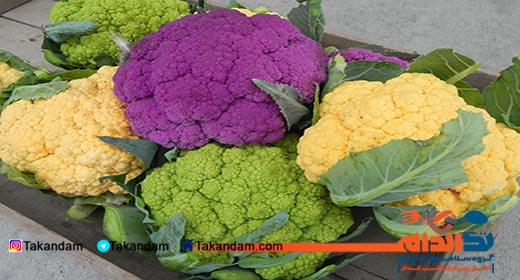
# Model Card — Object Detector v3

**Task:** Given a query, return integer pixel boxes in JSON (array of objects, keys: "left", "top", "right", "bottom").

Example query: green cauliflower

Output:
[
  {"left": 48, "top": 0, "right": 190, "bottom": 68},
  {"left": 141, "top": 135, "right": 353, "bottom": 280}
]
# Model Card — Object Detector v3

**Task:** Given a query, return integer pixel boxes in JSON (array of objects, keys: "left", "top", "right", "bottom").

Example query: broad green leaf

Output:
[
  {"left": 287, "top": 0, "right": 325, "bottom": 42},
  {"left": 0, "top": 164, "right": 47, "bottom": 190},
  {"left": 232, "top": 211, "right": 289, "bottom": 258},
  {"left": 406, "top": 48, "right": 480, "bottom": 84},
  {"left": 253, "top": 79, "right": 310, "bottom": 130},
  {"left": 301, "top": 265, "right": 336, "bottom": 280},
  {"left": 455, "top": 80, "right": 484, "bottom": 108},
  {"left": 482, "top": 57, "right": 520, "bottom": 130},
  {"left": 98, "top": 137, "right": 158, "bottom": 170},
  {"left": 343, "top": 61, "right": 404, "bottom": 82},
  {"left": 238, "top": 252, "right": 301, "bottom": 269},
  {"left": 103, "top": 205, "right": 151, "bottom": 250},
  {"left": 3, "top": 79, "right": 68, "bottom": 108},
  {"left": 319, "top": 111, "right": 488, "bottom": 206},
  {"left": 211, "top": 269, "right": 260, "bottom": 280},
  {"left": 43, "top": 21, "right": 98, "bottom": 44},
  {"left": 134, "top": 195, "right": 156, "bottom": 224},
  {"left": 322, "top": 54, "right": 347, "bottom": 96},
  {"left": 150, "top": 213, "right": 187, "bottom": 255}
]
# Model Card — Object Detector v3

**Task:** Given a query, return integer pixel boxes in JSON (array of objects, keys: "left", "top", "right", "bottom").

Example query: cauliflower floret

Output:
[
  {"left": 0, "top": 66, "right": 143, "bottom": 196},
  {"left": 141, "top": 135, "right": 353, "bottom": 280},
  {"left": 113, "top": 9, "right": 328, "bottom": 149}
]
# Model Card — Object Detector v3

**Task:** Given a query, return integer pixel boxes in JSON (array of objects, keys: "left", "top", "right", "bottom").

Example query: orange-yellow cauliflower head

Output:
[{"left": 0, "top": 66, "right": 143, "bottom": 196}]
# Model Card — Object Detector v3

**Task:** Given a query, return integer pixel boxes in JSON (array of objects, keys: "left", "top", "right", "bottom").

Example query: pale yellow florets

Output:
[
  {"left": 297, "top": 73, "right": 520, "bottom": 216},
  {"left": 0, "top": 66, "right": 143, "bottom": 196},
  {"left": 0, "top": 61, "right": 23, "bottom": 89}
]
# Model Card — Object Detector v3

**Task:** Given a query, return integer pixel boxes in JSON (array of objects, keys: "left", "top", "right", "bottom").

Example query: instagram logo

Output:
[{"left": 9, "top": 239, "right": 22, "bottom": 253}]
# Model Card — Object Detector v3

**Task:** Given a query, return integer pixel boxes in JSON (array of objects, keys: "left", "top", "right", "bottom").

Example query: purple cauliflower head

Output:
[
  {"left": 113, "top": 9, "right": 328, "bottom": 149},
  {"left": 337, "top": 48, "right": 409, "bottom": 67}
]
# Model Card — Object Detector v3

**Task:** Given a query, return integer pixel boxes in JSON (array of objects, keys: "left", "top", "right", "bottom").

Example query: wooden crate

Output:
[
  {"left": 0, "top": 0, "right": 31, "bottom": 14},
  {"left": 0, "top": 1, "right": 500, "bottom": 279}
]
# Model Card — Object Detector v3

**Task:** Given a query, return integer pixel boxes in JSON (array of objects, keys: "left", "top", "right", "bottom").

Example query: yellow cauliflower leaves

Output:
[{"left": 0, "top": 66, "right": 143, "bottom": 196}]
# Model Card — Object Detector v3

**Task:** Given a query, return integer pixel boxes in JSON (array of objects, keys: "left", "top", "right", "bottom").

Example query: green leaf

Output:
[
  {"left": 228, "top": 0, "right": 247, "bottom": 9},
  {"left": 0, "top": 163, "right": 47, "bottom": 190},
  {"left": 406, "top": 48, "right": 480, "bottom": 84},
  {"left": 103, "top": 205, "right": 151, "bottom": 247},
  {"left": 319, "top": 110, "right": 488, "bottom": 206},
  {"left": 335, "top": 217, "right": 373, "bottom": 242},
  {"left": 93, "top": 53, "right": 118, "bottom": 68},
  {"left": 320, "top": 253, "right": 366, "bottom": 273},
  {"left": 3, "top": 79, "right": 68, "bottom": 108},
  {"left": 301, "top": 265, "right": 336, "bottom": 280},
  {"left": 455, "top": 80, "right": 484, "bottom": 108},
  {"left": 232, "top": 211, "right": 289, "bottom": 258},
  {"left": 238, "top": 252, "right": 301, "bottom": 269},
  {"left": 311, "top": 85, "right": 320, "bottom": 125},
  {"left": 98, "top": 137, "right": 158, "bottom": 170},
  {"left": 66, "top": 193, "right": 130, "bottom": 220},
  {"left": 482, "top": 57, "right": 520, "bottom": 130},
  {"left": 46, "top": 69, "right": 97, "bottom": 81},
  {"left": 150, "top": 213, "right": 186, "bottom": 255},
  {"left": 66, "top": 204, "right": 99, "bottom": 221},
  {"left": 322, "top": 54, "right": 347, "bottom": 96},
  {"left": 0, "top": 49, "right": 37, "bottom": 72},
  {"left": 211, "top": 269, "right": 260, "bottom": 280},
  {"left": 253, "top": 79, "right": 310, "bottom": 130},
  {"left": 373, "top": 205, "right": 439, "bottom": 237},
  {"left": 41, "top": 37, "right": 73, "bottom": 69},
  {"left": 343, "top": 61, "right": 404, "bottom": 82},
  {"left": 287, "top": 0, "right": 325, "bottom": 42},
  {"left": 165, "top": 148, "right": 180, "bottom": 162},
  {"left": 43, "top": 21, "right": 98, "bottom": 44}
]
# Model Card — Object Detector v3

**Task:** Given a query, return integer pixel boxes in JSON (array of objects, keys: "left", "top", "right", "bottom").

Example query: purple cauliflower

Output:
[
  {"left": 337, "top": 48, "right": 409, "bottom": 67},
  {"left": 113, "top": 9, "right": 328, "bottom": 149}
]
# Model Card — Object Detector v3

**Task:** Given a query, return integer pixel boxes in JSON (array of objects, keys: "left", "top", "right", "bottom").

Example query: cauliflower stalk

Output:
[
  {"left": 141, "top": 135, "right": 353, "bottom": 280},
  {"left": 0, "top": 66, "right": 143, "bottom": 196},
  {"left": 297, "top": 72, "right": 520, "bottom": 234},
  {"left": 113, "top": 9, "right": 328, "bottom": 149},
  {"left": 45, "top": 0, "right": 190, "bottom": 69}
]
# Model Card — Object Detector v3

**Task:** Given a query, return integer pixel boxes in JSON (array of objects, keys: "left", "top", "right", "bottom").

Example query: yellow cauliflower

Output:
[
  {"left": 0, "top": 66, "right": 143, "bottom": 196},
  {"left": 0, "top": 61, "right": 23, "bottom": 89},
  {"left": 297, "top": 73, "right": 520, "bottom": 217}
]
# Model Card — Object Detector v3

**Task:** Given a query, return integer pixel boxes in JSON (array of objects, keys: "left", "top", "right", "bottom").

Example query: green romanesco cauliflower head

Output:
[
  {"left": 141, "top": 135, "right": 353, "bottom": 279},
  {"left": 49, "top": 0, "right": 190, "bottom": 68}
]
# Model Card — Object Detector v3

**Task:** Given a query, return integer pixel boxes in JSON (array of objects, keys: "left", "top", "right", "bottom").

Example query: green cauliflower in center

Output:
[{"left": 141, "top": 135, "right": 353, "bottom": 279}]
